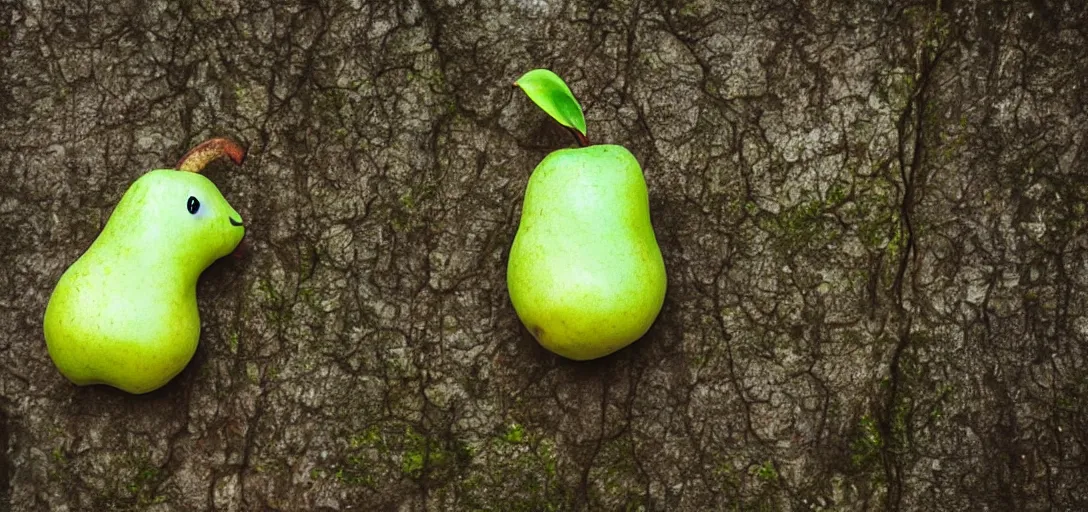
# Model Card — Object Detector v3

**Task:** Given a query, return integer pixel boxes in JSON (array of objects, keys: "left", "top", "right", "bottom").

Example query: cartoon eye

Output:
[{"left": 187, "top": 196, "right": 200, "bottom": 215}]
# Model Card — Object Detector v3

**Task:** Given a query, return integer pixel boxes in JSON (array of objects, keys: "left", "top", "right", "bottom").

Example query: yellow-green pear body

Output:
[
  {"left": 44, "top": 169, "right": 244, "bottom": 394},
  {"left": 507, "top": 145, "right": 667, "bottom": 360}
]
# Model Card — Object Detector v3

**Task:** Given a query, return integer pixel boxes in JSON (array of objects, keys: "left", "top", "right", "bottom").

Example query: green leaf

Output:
[{"left": 514, "top": 69, "right": 587, "bottom": 137}]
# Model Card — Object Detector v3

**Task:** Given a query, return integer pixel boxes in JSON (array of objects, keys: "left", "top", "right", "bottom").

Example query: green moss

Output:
[
  {"left": 851, "top": 414, "right": 882, "bottom": 469},
  {"left": 257, "top": 278, "right": 280, "bottom": 303},
  {"left": 324, "top": 421, "right": 572, "bottom": 507},
  {"left": 540, "top": 439, "right": 558, "bottom": 477},
  {"left": 349, "top": 425, "right": 384, "bottom": 450},
  {"left": 709, "top": 458, "right": 781, "bottom": 510},
  {"left": 245, "top": 362, "right": 261, "bottom": 384},
  {"left": 331, "top": 426, "right": 383, "bottom": 487},
  {"left": 126, "top": 467, "right": 159, "bottom": 495},
  {"left": 761, "top": 183, "right": 855, "bottom": 253},
  {"left": 399, "top": 191, "right": 417, "bottom": 212},
  {"left": 89, "top": 455, "right": 168, "bottom": 510},
  {"left": 328, "top": 424, "right": 472, "bottom": 488},
  {"left": 752, "top": 460, "right": 778, "bottom": 482},
  {"left": 399, "top": 426, "right": 473, "bottom": 480},
  {"left": 714, "top": 462, "right": 740, "bottom": 489},
  {"left": 450, "top": 423, "right": 569, "bottom": 510},
  {"left": 399, "top": 427, "right": 430, "bottom": 477},
  {"left": 879, "top": 375, "right": 914, "bottom": 448},
  {"left": 46, "top": 440, "right": 73, "bottom": 484},
  {"left": 257, "top": 278, "right": 294, "bottom": 326},
  {"left": 51, "top": 445, "right": 67, "bottom": 465},
  {"left": 502, "top": 423, "right": 526, "bottom": 444}
]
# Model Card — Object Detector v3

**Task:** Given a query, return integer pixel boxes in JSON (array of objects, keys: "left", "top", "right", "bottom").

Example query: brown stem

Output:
[
  {"left": 176, "top": 138, "right": 246, "bottom": 173},
  {"left": 568, "top": 127, "right": 590, "bottom": 147}
]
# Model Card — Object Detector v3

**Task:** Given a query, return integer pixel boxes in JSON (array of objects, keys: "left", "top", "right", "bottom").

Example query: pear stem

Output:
[
  {"left": 177, "top": 138, "right": 246, "bottom": 173},
  {"left": 568, "top": 127, "right": 590, "bottom": 147}
]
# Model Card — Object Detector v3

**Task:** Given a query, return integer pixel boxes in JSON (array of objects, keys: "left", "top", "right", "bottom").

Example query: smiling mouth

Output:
[{"left": 230, "top": 217, "right": 244, "bottom": 227}]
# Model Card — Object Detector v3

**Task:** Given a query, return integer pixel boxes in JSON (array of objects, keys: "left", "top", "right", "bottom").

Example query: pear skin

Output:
[
  {"left": 507, "top": 144, "right": 667, "bottom": 360},
  {"left": 44, "top": 142, "right": 245, "bottom": 394}
]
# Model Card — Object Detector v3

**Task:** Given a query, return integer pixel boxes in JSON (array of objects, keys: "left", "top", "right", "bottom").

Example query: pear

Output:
[
  {"left": 507, "top": 70, "right": 667, "bottom": 360},
  {"left": 43, "top": 138, "right": 247, "bottom": 394}
]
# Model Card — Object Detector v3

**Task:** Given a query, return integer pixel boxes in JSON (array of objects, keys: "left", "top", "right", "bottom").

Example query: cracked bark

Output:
[{"left": 1, "top": 0, "right": 1087, "bottom": 510}]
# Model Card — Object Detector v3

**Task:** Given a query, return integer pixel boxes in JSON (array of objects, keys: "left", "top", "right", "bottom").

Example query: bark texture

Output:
[{"left": 1, "top": 1, "right": 1086, "bottom": 510}]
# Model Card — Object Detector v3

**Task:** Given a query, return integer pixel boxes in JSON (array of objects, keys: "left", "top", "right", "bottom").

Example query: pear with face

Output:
[{"left": 44, "top": 138, "right": 247, "bottom": 394}]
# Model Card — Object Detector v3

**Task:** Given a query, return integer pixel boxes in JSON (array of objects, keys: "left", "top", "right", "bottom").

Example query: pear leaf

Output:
[{"left": 515, "top": 69, "right": 587, "bottom": 138}]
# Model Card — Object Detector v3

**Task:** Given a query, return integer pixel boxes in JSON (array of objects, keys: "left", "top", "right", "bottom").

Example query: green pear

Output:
[
  {"left": 43, "top": 138, "right": 247, "bottom": 394},
  {"left": 508, "top": 70, "right": 667, "bottom": 360}
]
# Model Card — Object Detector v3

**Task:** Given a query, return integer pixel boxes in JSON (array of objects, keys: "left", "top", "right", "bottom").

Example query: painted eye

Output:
[{"left": 187, "top": 196, "right": 200, "bottom": 215}]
